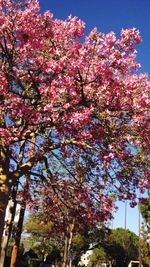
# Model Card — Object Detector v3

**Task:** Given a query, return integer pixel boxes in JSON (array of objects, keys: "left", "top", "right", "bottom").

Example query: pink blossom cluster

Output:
[{"left": 34, "top": 179, "right": 116, "bottom": 233}]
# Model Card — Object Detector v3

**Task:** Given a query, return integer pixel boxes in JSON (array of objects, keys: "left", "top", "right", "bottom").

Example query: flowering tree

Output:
[{"left": 0, "top": 0, "right": 150, "bottom": 262}]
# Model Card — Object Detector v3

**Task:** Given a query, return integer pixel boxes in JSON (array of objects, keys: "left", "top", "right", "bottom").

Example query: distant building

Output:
[
  {"left": 78, "top": 250, "right": 111, "bottom": 267},
  {"left": 79, "top": 249, "right": 93, "bottom": 266}
]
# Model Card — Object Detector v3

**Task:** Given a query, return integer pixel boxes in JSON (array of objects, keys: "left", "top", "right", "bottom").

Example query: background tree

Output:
[
  {"left": 25, "top": 212, "right": 60, "bottom": 262},
  {"left": 88, "top": 247, "right": 108, "bottom": 267},
  {"left": 105, "top": 228, "right": 139, "bottom": 267},
  {"left": 23, "top": 214, "right": 62, "bottom": 267},
  {"left": 0, "top": 1, "right": 150, "bottom": 266},
  {"left": 25, "top": 220, "right": 90, "bottom": 267},
  {"left": 139, "top": 223, "right": 150, "bottom": 267},
  {"left": 140, "top": 192, "right": 150, "bottom": 232},
  {"left": 25, "top": 212, "right": 90, "bottom": 267},
  {"left": 24, "top": 211, "right": 112, "bottom": 267},
  {"left": 25, "top": 212, "right": 150, "bottom": 267},
  {"left": 87, "top": 228, "right": 140, "bottom": 267}
]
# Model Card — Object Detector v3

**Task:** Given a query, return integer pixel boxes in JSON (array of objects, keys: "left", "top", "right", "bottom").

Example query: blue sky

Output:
[
  {"left": 39, "top": 0, "right": 150, "bottom": 74},
  {"left": 38, "top": 0, "right": 149, "bottom": 235}
]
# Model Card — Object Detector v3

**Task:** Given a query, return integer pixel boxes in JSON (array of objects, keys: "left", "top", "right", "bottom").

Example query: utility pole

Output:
[{"left": 124, "top": 200, "right": 127, "bottom": 230}]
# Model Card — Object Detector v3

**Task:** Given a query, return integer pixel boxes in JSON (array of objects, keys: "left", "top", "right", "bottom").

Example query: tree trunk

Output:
[
  {"left": 62, "top": 234, "right": 69, "bottom": 267},
  {"left": 0, "top": 233, "right": 8, "bottom": 267},
  {"left": 0, "top": 199, "right": 16, "bottom": 267},
  {"left": 10, "top": 202, "right": 26, "bottom": 267},
  {"left": 0, "top": 166, "right": 10, "bottom": 267},
  {"left": 10, "top": 140, "right": 35, "bottom": 267},
  {"left": 62, "top": 219, "right": 75, "bottom": 267}
]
